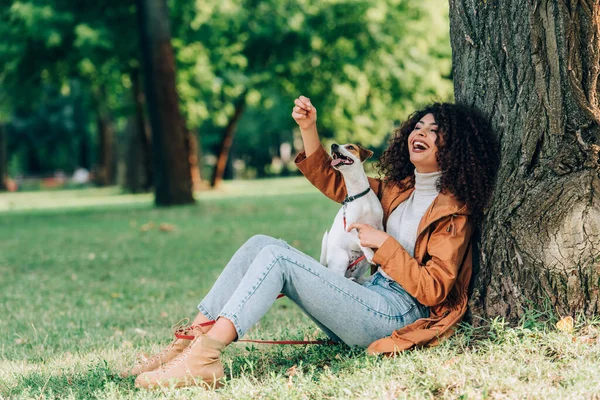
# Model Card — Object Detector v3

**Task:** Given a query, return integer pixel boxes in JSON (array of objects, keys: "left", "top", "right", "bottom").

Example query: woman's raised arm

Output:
[{"left": 292, "top": 95, "right": 320, "bottom": 157}]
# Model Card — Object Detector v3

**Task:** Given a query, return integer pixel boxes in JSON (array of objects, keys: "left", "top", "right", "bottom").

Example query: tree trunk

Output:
[
  {"left": 0, "top": 124, "right": 7, "bottom": 191},
  {"left": 72, "top": 81, "right": 90, "bottom": 170},
  {"left": 95, "top": 105, "right": 115, "bottom": 186},
  {"left": 128, "top": 67, "right": 153, "bottom": 192},
  {"left": 186, "top": 130, "right": 204, "bottom": 190},
  {"left": 136, "top": 0, "right": 194, "bottom": 205},
  {"left": 449, "top": 0, "right": 600, "bottom": 321},
  {"left": 124, "top": 117, "right": 143, "bottom": 193},
  {"left": 210, "top": 93, "right": 247, "bottom": 188},
  {"left": 195, "top": 128, "right": 205, "bottom": 182}
]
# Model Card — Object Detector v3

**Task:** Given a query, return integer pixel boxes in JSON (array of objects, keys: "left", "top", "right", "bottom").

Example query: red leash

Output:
[
  {"left": 176, "top": 320, "right": 336, "bottom": 345},
  {"left": 182, "top": 256, "right": 366, "bottom": 345}
]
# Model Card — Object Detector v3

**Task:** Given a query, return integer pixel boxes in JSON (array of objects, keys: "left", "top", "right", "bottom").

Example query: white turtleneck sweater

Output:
[{"left": 378, "top": 170, "right": 442, "bottom": 278}]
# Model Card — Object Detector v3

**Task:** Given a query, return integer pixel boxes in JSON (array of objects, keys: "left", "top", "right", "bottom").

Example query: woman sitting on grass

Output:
[{"left": 125, "top": 95, "right": 498, "bottom": 389}]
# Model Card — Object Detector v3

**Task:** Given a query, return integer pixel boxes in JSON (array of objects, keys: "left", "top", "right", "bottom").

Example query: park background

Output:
[{"left": 2, "top": 0, "right": 600, "bottom": 398}]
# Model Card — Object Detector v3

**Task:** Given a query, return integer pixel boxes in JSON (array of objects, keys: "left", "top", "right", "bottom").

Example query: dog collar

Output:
[{"left": 342, "top": 187, "right": 371, "bottom": 205}]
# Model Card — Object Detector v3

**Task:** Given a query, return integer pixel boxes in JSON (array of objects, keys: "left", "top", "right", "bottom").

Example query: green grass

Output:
[{"left": 1, "top": 177, "right": 600, "bottom": 399}]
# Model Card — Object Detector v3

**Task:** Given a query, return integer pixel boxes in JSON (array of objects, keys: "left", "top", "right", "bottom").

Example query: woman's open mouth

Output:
[
  {"left": 411, "top": 140, "right": 429, "bottom": 153},
  {"left": 331, "top": 151, "right": 354, "bottom": 167}
]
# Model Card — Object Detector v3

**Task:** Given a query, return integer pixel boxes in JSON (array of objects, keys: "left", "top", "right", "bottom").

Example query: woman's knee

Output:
[
  {"left": 256, "top": 244, "right": 285, "bottom": 261},
  {"left": 244, "top": 234, "right": 288, "bottom": 251},
  {"left": 243, "top": 234, "right": 276, "bottom": 250}
]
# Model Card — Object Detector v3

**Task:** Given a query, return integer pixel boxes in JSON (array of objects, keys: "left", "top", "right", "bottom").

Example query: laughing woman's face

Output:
[{"left": 407, "top": 113, "right": 441, "bottom": 173}]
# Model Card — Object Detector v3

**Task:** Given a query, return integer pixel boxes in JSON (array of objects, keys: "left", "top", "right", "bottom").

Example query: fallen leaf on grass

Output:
[
  {"left": 286, "top": 365, "right": 297, "bottom": 388},
  {"left": 159, "top": 223, "right": 176, "bottom": 232},
  {"left": 573, "top": 335, "right": 596, "bottom": 345},
  {"left": 134, "top": 328, "right": 148, "bottom": 336},
  {"left": 140, "top": 222, "right": 155, "bottom": 232},
  {"left": 556, "top": 316, "right": 574, "bottom": 333},
  {"left": 286, "top": 365, "right": 298, "bottom": 377},
  {"left": 443, "top": 357, "right": 459, "bottom": 367}
]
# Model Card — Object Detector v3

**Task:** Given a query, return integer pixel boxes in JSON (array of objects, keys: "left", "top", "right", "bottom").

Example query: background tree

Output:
[
  {"left": 172, "top": 0, "right": 453, "bottom": 186},
  {"left": 1, "top": 0, "right": 454, "bottom": 193},
  {"left": 0, "top": 0, "right": 140, "bottom": 185},
  {"left": 137, "top": 0, "right": 194, "bottom": 205},
  {"left": 0, "top": 124, "right": 7, "bottom": 191},
  {"left": 449, "top": 0, "right": 600, "bottom": 320}
]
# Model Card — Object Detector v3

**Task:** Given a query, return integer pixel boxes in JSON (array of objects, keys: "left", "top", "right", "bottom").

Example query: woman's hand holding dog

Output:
[
  {"left": 346, "top": 223, "right": 391, "bottom": 249},
  {"left": 292, "top": 95, "right": 317, "bottom": 130}
]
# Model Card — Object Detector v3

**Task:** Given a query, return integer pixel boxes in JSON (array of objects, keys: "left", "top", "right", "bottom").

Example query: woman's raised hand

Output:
[{"left": 292, "top": 95, "right": 317, "bottom": 130}]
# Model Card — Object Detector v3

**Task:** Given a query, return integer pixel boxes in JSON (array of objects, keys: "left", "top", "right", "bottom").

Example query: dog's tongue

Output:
[{"left": 331, "top": 158, "right": 344, "bottom": 167}]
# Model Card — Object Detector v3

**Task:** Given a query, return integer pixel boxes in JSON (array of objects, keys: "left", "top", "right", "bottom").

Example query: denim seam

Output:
[
  {"left": 281, "top": 255, "right": 408, "bottom": 320},
  {"left": 276, "top": 238, "right": 291, "bottom": 249},
  {"left": 226, "top": 253, "right": 285, "bottom": 323},
  {"left": 375, "top": 273, "right": 422, "bottom": 319},
  {"left": 197, "top": 302, "right": 216, "bottom": 321}
]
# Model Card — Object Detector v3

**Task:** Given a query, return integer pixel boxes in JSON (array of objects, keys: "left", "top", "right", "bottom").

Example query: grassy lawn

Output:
[{"left": 1, "top": 177, "right": 600, "bottom": 399}]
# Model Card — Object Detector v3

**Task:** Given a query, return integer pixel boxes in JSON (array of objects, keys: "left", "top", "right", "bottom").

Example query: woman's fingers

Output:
[
  {"left": 294, "top": 96, "right": 313, "bottom": 112},
  {"left": 347, "top": 223, "right": 369, "bottom": 232},
  {"left": 292, "top": 95, "right": 317, "bottom": 128},
  {"left": 293, "top": 106, "right": 308, "bottom": 115},
  {"left": 299, "top": 95, "right": 312, "bottom": 109},
  {"left": 294, "top": 99, "right": 310, "bottom": 112},
  {"left": 291, "top": 111, "right": 306, "bottom": 119}
]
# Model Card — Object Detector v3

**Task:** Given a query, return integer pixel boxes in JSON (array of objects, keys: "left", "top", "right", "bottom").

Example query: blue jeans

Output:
[{"left": 198, "top": 235, "right": 429, "bottom": 348}]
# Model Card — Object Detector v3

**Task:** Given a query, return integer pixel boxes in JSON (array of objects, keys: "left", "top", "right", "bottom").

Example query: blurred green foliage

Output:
[{"left": 0, "top": 0, "right": 452, "bottom": 179}]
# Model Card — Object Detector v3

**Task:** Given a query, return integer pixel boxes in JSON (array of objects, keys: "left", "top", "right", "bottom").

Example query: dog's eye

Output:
[{"left": 346, "top": 145, "right": 356, "bottom": 151}]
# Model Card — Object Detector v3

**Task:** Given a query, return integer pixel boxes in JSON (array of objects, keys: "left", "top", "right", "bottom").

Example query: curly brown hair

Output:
[{"left": 376, "top": 102, "right": 499, "bottom": 227}]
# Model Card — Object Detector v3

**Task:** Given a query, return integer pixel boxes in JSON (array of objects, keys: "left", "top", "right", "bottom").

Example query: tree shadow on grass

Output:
[
  {"left": 6, "top": 343, "right": 366, "bottom": 398},
  {"left": 6, "top": 361, "right": 134, "bottom": 399},
  {"left": 226, "top": 340, "right": 365, "bottom": 382}
]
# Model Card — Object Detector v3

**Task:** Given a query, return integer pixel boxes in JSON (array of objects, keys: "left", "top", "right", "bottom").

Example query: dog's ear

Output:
[{"left": 358, "top": 146, "right": 374, "bottom": 162}]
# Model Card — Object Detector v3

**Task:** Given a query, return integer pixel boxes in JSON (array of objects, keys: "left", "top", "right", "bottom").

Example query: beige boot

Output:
[
  {"left": 120, "top": 320, "right": 206, "bottom": 378},
  {"left": 135, "top": 335, "right": 226, "bottom": 389}
]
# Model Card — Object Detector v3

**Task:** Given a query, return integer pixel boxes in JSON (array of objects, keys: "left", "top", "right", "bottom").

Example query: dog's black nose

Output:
[{"left": 331, "top": 143, "right": 339, "bottom": 151}]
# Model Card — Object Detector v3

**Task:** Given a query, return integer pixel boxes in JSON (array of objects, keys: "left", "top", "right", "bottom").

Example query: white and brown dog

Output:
[{"left": 320, "top": 143, "right": 384, "bottom": 282}]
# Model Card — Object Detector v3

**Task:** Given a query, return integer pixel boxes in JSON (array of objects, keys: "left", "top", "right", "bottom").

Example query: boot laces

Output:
[
  {"left": 136, "top": 318, "right": 192, "bottom": 368},
  {"left": 158, "top": 335, "right": 201, "bottom": 372}
]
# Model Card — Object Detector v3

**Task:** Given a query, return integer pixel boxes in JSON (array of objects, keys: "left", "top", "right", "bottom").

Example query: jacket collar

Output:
[{"left": 384, "top": 178, "right": 470, "bottom": 234}]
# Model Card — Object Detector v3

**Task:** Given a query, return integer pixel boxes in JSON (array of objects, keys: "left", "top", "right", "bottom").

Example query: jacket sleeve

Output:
[
  {"left": 294, "top": 144, "right": 383, "bottom": 203},
  {"left": 372, "top": 214, "right": 472, "bottom": 307}
]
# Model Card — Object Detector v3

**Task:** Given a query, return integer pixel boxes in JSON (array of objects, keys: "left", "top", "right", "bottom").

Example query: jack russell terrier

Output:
[{"left": 320, "top": 143, "right": 384, "bottom": 282}]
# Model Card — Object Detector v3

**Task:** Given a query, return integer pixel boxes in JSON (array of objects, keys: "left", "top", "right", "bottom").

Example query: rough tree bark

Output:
[
  {"left": 449, "top": 0, "right": 600, "bottom": 320},
  {"left": 136, "top": 0, "right": 194, "bottom": 205},
  {"left": 211, "top": 93, "right": 247, "bottom": 188}
]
